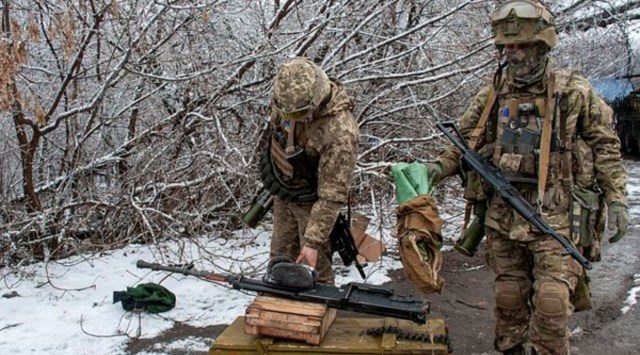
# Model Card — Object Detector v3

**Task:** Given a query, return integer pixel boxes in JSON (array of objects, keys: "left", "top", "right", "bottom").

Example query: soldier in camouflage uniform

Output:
[
  {"left": 265, "top": 57, "right": 359, "bottom": 285},
  {"left": 424, "top": 1, "right": 628, "bottom": 354}
]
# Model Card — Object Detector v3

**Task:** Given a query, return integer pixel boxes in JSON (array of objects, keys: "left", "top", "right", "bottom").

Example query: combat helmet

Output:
[
  {"left": 272, "top": 57, "right": 331, "bottom": 121},
  {"left": 491, "top": 0, "right": 558, "bottom": 49}
]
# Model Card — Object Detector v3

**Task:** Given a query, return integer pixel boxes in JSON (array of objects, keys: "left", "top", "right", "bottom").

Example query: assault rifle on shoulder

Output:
[
  {"left": 242, "top": 189, "right": 367, "bottom": 279},
  {"left": 136, "top": 260, "right": 428, "bottom": 324},
  {"left": 435, "top": 121, "right": 593, "bottom": 270}
]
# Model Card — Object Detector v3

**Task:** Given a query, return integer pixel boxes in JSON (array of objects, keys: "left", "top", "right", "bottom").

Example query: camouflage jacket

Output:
[
  {"left": 270, "top": 80, "right": 359, "bottom": 248},
  {"left": 435, "top": 65, "right": 627, "bottom": 240}
]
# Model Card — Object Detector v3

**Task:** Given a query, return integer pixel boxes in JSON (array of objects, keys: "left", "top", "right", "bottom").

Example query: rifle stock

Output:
[
  {"left": 136, "top": 260, "right": 428, "bottom": 324},
  {"left": 436, "top": 121, "right": 592, "bottom": 270}
]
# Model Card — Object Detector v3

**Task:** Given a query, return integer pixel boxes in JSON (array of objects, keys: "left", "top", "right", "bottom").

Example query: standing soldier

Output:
[
  {"left": 424, "top": 1, "right": 628, "bottom": 354},
  {"left": 260, "top": 57, "right": 359, "bottom": 285}
]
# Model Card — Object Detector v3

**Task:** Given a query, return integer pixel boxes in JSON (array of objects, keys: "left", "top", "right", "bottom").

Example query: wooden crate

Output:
[
  {"left": 211, "top": 316, "right": 450, "bottom": 354},
  {"left": 244, "top": 296, "right": 337, "bottom": 345}
]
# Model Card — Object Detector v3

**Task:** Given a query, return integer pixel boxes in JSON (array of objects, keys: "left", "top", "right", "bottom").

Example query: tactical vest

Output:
[
  {"left": 466, "top": 68, "right": 604, "bottom": 257},
  {"left": 259, "top": 117, "right": 319, "bottom": 203}
]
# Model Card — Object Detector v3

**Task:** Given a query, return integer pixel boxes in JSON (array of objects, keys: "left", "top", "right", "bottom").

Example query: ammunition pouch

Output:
[
  {"left": 572, "top": 272, "right": 592, "bottom": 312},
  {"left": 571, "top": 187, "right": 604, "bottom": 262},
  {"left": 259, "top": 139, "right": 318, "bottom": 203}
]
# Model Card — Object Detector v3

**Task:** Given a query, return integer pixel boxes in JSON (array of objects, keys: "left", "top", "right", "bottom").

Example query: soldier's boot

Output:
[{"left": 502, "top": 344, "right": 526, "bottom": 355}]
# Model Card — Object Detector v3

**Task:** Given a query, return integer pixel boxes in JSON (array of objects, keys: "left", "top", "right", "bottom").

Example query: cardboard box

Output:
[{"left": 350, "top": 214, "right": 386, "bottom": 262}]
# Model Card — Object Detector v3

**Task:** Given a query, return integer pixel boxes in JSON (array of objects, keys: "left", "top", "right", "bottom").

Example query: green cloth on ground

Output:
[{"left": 113, "top": 282, "right": 176, "bottom": 313}]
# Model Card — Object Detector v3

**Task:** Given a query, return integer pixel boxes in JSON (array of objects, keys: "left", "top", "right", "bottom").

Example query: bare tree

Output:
[{"left": 0, "top": 0, "right": 638, "bottom": 266}]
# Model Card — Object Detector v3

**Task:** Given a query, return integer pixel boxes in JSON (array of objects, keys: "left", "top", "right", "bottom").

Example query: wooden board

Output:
[
  {"left": 244, "top": 296, "right": 337, "bottom": 345},
  {"left": 211, "top": 316, "right": 450, "bottom": 354}
]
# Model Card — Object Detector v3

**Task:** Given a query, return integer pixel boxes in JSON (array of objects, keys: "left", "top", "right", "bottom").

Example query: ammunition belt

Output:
[
  {"left": 365, "top": 325, "right": 453, "bottom": 353},
  {"left": 259, "top": 140, "right": 318, "bottom": 203}
]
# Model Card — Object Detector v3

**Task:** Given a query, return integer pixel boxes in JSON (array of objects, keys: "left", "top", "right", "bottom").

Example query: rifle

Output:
[
  {"left": 136, "top": 260, "right": 428, "bottom": 324},
  {"left": 330, "top": 213, "right": 367, "bottom": 279},
  {"left": 241, "top": 189, "right": 368, "bottom": 279},
  {"left": 435, "top": 121, "right": 593, "bottom": 270}
]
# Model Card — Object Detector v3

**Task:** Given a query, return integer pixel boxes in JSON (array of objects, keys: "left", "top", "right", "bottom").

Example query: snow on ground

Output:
[
  {"left": 1, "top": 162, "right": 639, "bottom": 355},
  {"left": 621, "top": 162, "right": 640, "bottom": 314},
  {"left": 622, "top": 273, "right": 640, "bottom": 314},
  {"left": 0, "top": 224, "right": 403, "bottom": 355}
]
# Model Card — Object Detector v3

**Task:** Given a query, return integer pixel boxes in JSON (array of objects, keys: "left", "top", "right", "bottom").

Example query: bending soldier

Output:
[
  {"left": 261, "top": 57, "right": 359, "bottom": 285},
  {"left": 424, "top": 1, "right": 628, "bottom": 354}
]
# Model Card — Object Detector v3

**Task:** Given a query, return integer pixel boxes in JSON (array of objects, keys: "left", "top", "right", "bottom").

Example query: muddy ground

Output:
[{"left": 128, "top": 158, "right": 640, "bottom": 354}]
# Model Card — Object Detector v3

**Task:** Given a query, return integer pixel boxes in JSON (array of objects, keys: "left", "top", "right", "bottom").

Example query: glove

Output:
[
  {"left": 424, "top": 162, "right": 443, "bottom": 186},
  {"left": 607, "top": 202, "right": 628, "bottom": 243}
]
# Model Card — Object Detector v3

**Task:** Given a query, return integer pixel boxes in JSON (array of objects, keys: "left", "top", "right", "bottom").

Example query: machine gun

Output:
[
  {"left": 436, "top": 121, "right": 593, "bottom": 270},
  {"left": 242, "top": 189, "right": 368, "bottom": 279},
  {"left": 136, "top": 260, "right": 428, "bottom": 324}
]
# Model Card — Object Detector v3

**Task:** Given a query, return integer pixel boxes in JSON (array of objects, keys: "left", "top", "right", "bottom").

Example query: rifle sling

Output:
[
  {"left": 468, "top": 87, "right": 497, "bottom": 150},
  {"left": 460, "top": 86, "right": 497, "bottom": 238},
  {"left": 538, "top": 69, "right": 555, "bottom": 204}
]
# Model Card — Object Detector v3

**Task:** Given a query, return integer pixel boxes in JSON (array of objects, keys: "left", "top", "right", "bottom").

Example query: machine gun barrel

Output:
[
  {"left": 136, "top": 260, "right": 428, "bottom": 324},
  {"left": 435, "top": 121, "right": 592, "bottom": 270}
]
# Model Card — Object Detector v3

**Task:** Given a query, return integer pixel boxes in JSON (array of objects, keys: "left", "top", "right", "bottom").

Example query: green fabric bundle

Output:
[
  {"left": 113, "top": 282, "right": 176, "bottom": 313},
  {"left": 391, "top": 162, "right": 435, "bottom": 204}
]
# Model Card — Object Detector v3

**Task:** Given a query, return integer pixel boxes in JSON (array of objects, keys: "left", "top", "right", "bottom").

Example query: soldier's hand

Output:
[
  {"left": 425, "top": 162, "right": 443, "bottom": 185},
  {"left": 296, "top": 246, "right": 318, "bottom": 268},
  {"left": 607, "top": 202, "right": 629, "bottom": 243}
]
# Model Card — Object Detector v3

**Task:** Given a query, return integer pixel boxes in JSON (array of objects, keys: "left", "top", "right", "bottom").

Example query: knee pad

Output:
[
  {"left": 535, "top": 280, "right": 569, "bottom": 317},
  {"left": 496, "top": 279, "right": 525, "bottom": 310}
]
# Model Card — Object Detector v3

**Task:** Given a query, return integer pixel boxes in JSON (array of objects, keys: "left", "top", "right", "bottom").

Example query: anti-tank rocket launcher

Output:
[{"left": 136, "top": 260, "right": 429, "bottom": 324}]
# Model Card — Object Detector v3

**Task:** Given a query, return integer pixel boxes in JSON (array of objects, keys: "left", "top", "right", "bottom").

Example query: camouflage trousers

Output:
[
  {"left": 485, "top": 228, "right": 582, "bottom": 355},
  {"left": 271, "top": 198, "right": 335, "bottom": 285}
]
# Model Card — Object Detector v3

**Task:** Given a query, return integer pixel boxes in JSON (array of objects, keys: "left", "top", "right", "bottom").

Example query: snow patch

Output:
[
  {"left": 0, "top": 226, "right": 400, "bottom": 355},
  {"left": 621, "top": 274, "right": 640, "bottom": 314}
]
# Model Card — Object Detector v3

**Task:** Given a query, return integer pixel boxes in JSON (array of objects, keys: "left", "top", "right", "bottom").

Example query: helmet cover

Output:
[
  {"left": 272, "top": 57, "right": 331, "bottom": 121},
  {"left": 491, "top": 0, "right": 558, "bottom": 49}
]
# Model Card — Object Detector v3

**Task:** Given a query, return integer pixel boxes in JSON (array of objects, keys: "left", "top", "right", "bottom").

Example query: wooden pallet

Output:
[
  {"left": 211, "top": 316, "right": 450, "bottom": 354},
  {"left": 244, "top": 295, "right": 337, "bottom": 345}
]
